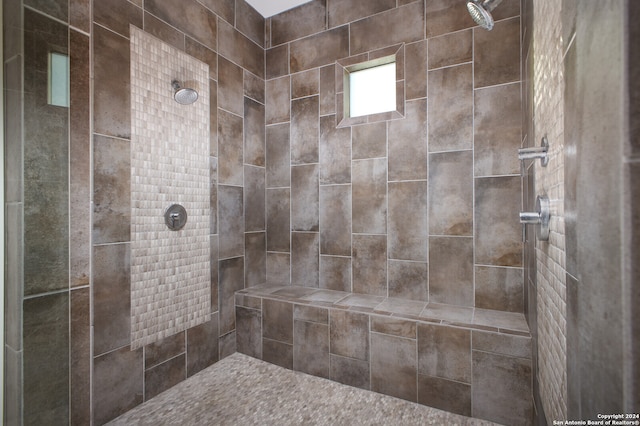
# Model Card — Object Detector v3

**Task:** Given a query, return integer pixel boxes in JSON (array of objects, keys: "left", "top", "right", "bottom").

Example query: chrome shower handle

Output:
[{"left": 520, "top": 195, "right": 550, "bottom": 241}]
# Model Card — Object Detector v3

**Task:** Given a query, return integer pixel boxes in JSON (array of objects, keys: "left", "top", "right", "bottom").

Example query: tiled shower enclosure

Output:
[{"left": 4, "top": 0, "right": 532, "bottom": 425}]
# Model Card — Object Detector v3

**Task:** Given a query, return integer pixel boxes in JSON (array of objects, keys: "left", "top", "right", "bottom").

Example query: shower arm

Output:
[{"left": 518, "top": 136, "right": 549, "bottom": 166}]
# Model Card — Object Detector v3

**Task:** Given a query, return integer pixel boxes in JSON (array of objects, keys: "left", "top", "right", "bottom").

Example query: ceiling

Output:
[{"left": 245, "top": 0, "right": 313, "bottom": 18}]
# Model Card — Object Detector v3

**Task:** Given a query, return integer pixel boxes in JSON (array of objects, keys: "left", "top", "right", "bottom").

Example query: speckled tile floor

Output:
[{"left": 108, "top": 353, "right": 501, "bottom": 426}]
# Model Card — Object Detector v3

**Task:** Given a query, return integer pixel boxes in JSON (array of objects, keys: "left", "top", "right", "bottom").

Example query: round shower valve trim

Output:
[{"left": 164, "top": 204, "right": 188, "bottom": 231}]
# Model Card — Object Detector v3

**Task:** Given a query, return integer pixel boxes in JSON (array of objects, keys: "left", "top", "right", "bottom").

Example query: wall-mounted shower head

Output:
[
  {"left": 172, "top": 80, "right": 199, "bottom": 105},
  {"left": 466, "top": 0, "right": 502, "bottom": 31}
]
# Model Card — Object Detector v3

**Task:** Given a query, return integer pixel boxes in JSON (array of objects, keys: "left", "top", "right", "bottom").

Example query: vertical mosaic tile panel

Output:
[{"left": 130, "top": 27, "right": 211, "bottom": 349}]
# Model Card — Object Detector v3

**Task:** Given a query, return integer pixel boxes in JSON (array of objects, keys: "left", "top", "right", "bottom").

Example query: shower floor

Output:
[{"left": 107, "top": 353, "right": 500, "bottom": 426}]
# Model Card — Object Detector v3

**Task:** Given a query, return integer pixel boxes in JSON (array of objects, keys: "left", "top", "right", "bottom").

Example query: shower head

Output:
[
  {"left": 466, "top": 0, "right": 502, "bottom": 31},
  {"left": 172, "top": 80, "right": 199, "bottom": 105}
]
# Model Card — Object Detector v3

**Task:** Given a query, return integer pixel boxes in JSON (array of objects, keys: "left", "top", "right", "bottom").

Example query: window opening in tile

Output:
[
  {"left": 48, "top": 52, "right": 69, "bottom": 107},
  {"left": 348, "top": 61, "right": 396, "bottom": 118}
]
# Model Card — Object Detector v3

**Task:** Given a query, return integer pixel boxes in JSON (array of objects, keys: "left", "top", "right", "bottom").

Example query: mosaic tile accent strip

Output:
[{"left": 130, "top": 27, "right": 211, "bottom": 349}]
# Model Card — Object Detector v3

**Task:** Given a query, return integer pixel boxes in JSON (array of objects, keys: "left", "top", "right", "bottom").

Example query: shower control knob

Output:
[{"left": 164, "top": 204, "right": 187, "bottom": 231}]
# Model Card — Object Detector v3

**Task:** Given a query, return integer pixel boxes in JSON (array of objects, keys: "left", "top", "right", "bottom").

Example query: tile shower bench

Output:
[{"left": 235, "top": 285, "right": 533, "bottom": 426}]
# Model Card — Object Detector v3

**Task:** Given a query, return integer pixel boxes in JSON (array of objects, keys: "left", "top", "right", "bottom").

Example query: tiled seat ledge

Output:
[{"left": 235, "top": 285, "right": 533, "bottom": 426}]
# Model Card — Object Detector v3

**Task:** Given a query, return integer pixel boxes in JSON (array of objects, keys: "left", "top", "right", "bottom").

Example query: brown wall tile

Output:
[
  {"left": 352, "top": 158, "right": 387, "bottom": 234},
  {"left": 474, "top": 82, "right": 522, "bottom": 176},
  {"left": 218, "top": 19, "right": 264, "bottom": 78},
  {"left": 245, "top": 166, "right": 266, "bottom": 232},
  {"left": 328, "top": 0, "right": 395, "bottom": 28},
  {"left": 263, "top": 299, "right": 294, "bottom": 343},
  {"left": 266, "top": 76, "right": 291, "bottom": 124},
  {"left": 70, "top": 30, "right": 91, "bottom": 288},
  {"left": 70, "top": 288, "right": 91, "bottom": 424},
  {"left": 210, "top": 157, "right": 218, "bottom": 234},
  {"left": 267, "top": 252, "right": 291, "bottom": 285},
  {"left": 428, "top": 29, "right": 472, "bottom": 70},
  {"left": 428, "top": 236, "right": 474, "bottom": 306},
  {"left": 294, "top": 305, "right": 328, "bottom": 324},
  {"left": 371, "top": 316, "right": 417, "bottom": 339},
  {"left": 266, "top": 124, "right": 291, "bottom": 188},
  {"left": 93, "top": 135, "right": 130, "bottom": 244},
  {"left": 144, "top": 354, "right": 186, "bottom": 400},
  {"left": 405, "top": 40, "right": 428, "bottom": 100},
  {"left": 211, "top": 235, "right": 220, "bottom": 311},
  {"left": 319, "top": 185, "right": 351, "bottom": 256},
  {"left": 23, "top": 293, "right": 69, "bottom": 424},
  {"left": 472, "top": 351, "right": 532, "bottom": 425},
  {"left": 350, "top": 1, "right": 424, "bottom": 55},
  {"left": 475, "top": 176, "right": 522, "bottom": 267},
  {"left": 472, "top": 330, "right": 531, "bottom": 359},
  {"left": 319, "top": 255, "right": 351, "bottom": 292},
  {"left": 319, "top": 65, "right": 336, "bottom": 115},
  {"left": 371, "top": 333, "right": 417, "bottom": 402},
  {"left": 218, "top": 57, "right": 244, "bottom": 116},
  {"left": 352, "top": 235, "right": 387, "bottom": 296},
  {"left": 144, "top": 333, "right": 185, "bottom": 369},
  {"left": 266, "top": 188, "right": 291, "bottom": 252},
  {"left": 428, "top": 63, "right": 473, "bottom": 152},
  {"left": 94, "top": 0, "right": 142, "bottom": 38},
  {"left": 219, "top": 257, "right": 245, "bottom": 335},
  {"left": 418, "top": 375, "right": 471, "bottom": 417},
  {"left": 244, "top": 71, "right": 265, "bottom": 103},
  {"left": 474, "top": 17, "right": 521, "bottom": 89},
  {"left": 145, "top": 0, "right": 217, "bottom": 50},
  {"left": 144, "top": 12, "right": 185, "bottom": 50},
  {"left": 428, "top": 150, "right": 473, "bottom": 236},
  {"left": 93, "top": 24, "right": 130, "bottom": 139},
  {"left": 292, "top": 68, "right": 319, "bottom": 98},
  {"left": 219, "top": 185, "right": 244, "bottom": 258},
  {"left": 388, "top": 99, "right": 427, "bottom": 181},
  {"left": 425, "top": 0, "right": 475, "bottom": 38},
  {"left": 418, "top": 323, "right": 471, "bottom": 383},
  {"left": 198, "top": 0, "right": 234, "bottom": 23},
  {"left": 25, "top": 0, "right": 67, "bottom": 21},
  {"left": 218, "top": 109, "right": 244, "bottom": 186},
  {"left": 330, "top": 310, "right": 369, "bottom": 361},
  {"left": 388, "top": 259, "right": 428, "bottom": 301},
  {"left": 292, "top": 164, "right": 319, "bottom": 231},
  {"left": 293, "top": 320, "right": 330, "bottom": 378},
  {"left": 93, "top": 243, "right": 131, "bottom": 356},
  {"left": 352, "top": 122, "right": 387, "bottom": 160},
  {"left": 186, "top": 315, "right": 220, "bottom": 376},
  {"left": 245, "top": 232, "right": 266, "bottom": 287},
  {"left": 236, "top": 0, "right": 265, "bottom": 47},
  {"left": 291, "top": 96, "right": 320, "bottom": 164},
  {"left": 291, "top": 232, "right": 320, "bottom": 287},
  {"left": 93, "top": 346, "right": 143, "bottom": 425},
  {"left": 236, "top": 307, "right": 262, "bottom": 358},
  {"left": 320, "top": 115, "right": 351, "bottom": 185},
  {"left": 244, "top": 98, "right": 266, "bottom": 167},
  {"left": 290, "top": 26, "right": 349, "bottom": 73},
  {"left": 330, "top": 354, "right": 370, "bottom": 390},
  {"left": 266, "top": 44, "right": 289, "bottom": 79},
  {"left": 475, "top": 266, "right": 524, "bottom": 312},
  {"left": 70, "top": 0, "right": 90, "bottom": 32},
  {"left": 262, "top": 338, "right": 293, "bottom": 369},
  {"left": 271, "top": 0, "right": 326, "bottom": 46},
  {"left": 388, "top": 181, "right": 428, "bottom": 261}
]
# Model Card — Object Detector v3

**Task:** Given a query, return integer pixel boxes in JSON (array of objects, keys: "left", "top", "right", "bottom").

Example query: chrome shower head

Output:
[
  {"left": 172, "top": 80, "right": 199, "bottom": 105},
  {"left": 466, "top": 0, "right": 502, "bottom": 31}
]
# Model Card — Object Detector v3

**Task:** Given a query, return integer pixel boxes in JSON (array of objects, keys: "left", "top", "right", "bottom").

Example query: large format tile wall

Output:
[
  {"left": 264, "top": 0, "right": 524, "bottom": 309},
  {"left": 4, "top": 0, "right": 266, "bottom": 424}
]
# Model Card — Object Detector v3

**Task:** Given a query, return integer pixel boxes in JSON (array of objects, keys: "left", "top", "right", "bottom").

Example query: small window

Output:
[
  {"left": 336, "top": 45, "right": 405, "bottom": 127},
  {"left": 48, "top": 52, "right": 69, "bottom": 107},
  {"left": 349, "top": 62, "right": 396, "bottom": 118}
]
